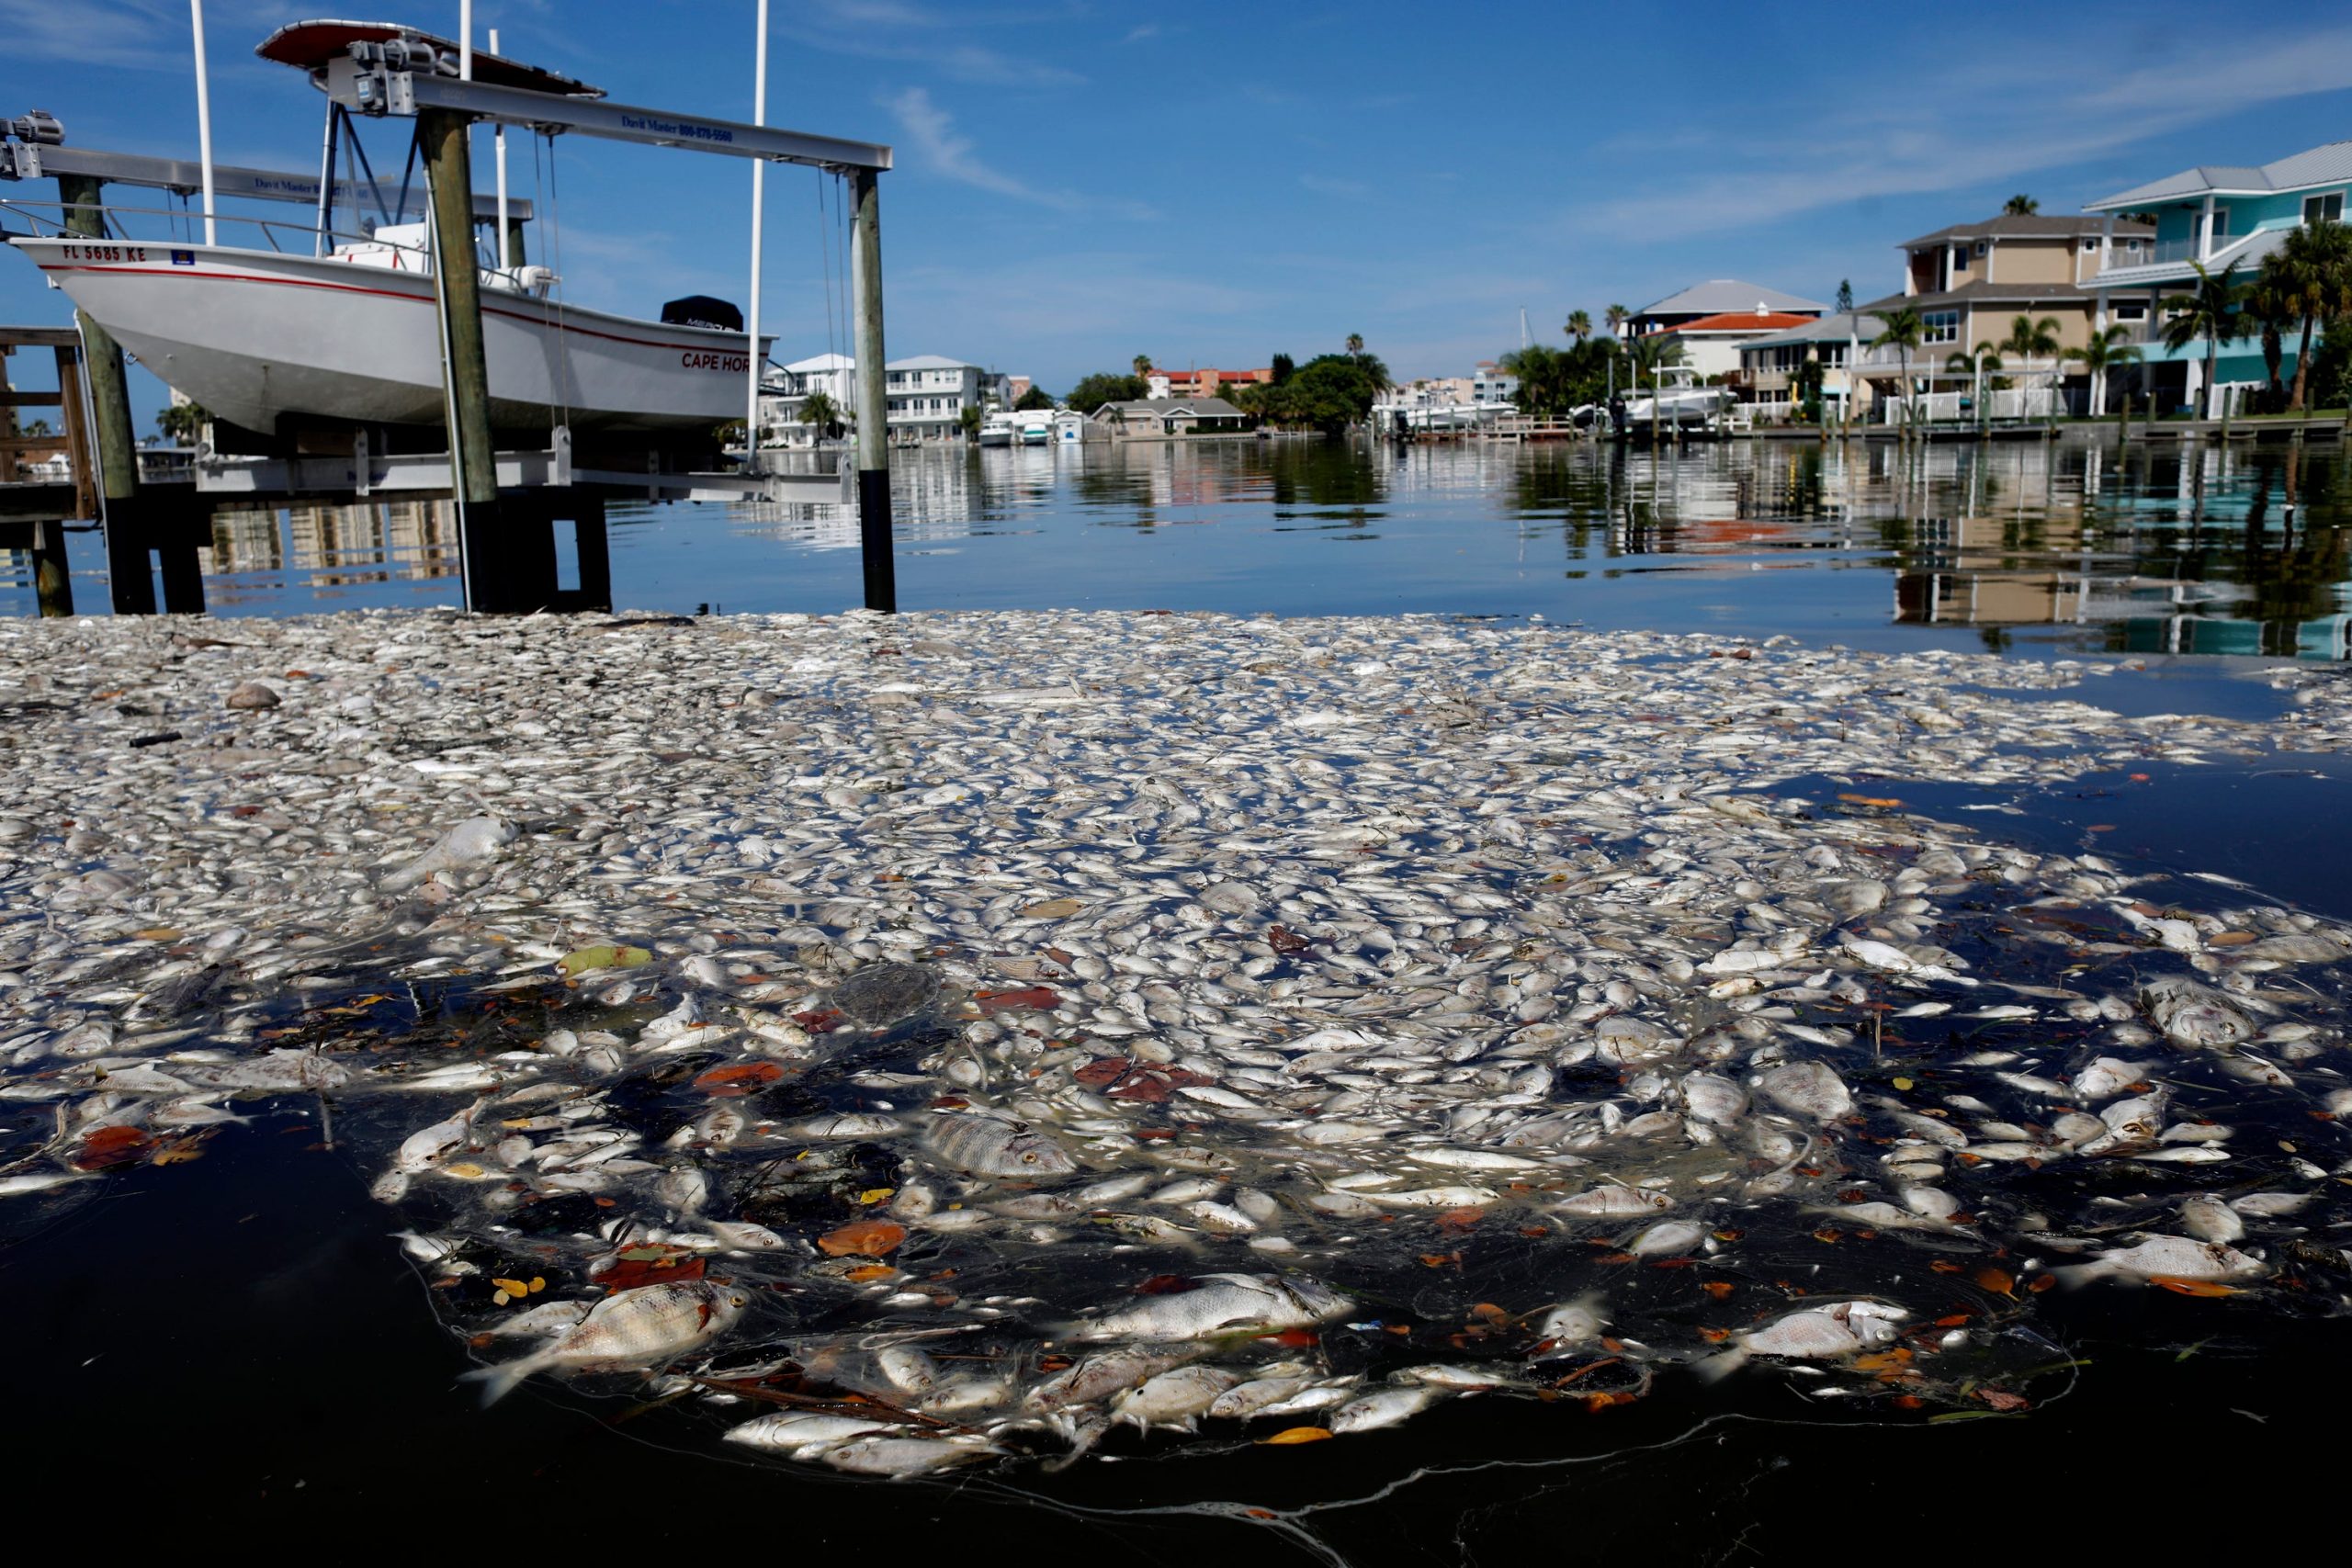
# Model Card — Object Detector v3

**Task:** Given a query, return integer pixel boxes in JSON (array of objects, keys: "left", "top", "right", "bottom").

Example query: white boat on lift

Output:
[
  {"left": 1623, "top": 365, "right": 1734, "bottom": 429},
  {"left": 4, "top": 20, "right": 771, "bottom": 437}
]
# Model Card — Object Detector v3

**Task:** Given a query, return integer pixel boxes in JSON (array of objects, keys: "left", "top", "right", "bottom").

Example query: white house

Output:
[{"left": 759, "top": 353, "right": 1012, "bottom": 446}]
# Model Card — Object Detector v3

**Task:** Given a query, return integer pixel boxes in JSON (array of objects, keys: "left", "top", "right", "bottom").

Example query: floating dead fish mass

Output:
[{"left": 1, "top": 607, "right": 2349, "bottom": 1478}]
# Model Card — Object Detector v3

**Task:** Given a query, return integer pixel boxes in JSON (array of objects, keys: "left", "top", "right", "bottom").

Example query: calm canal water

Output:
[
  {"left": 6, "top": 435, "right": 2349, "bottom": 1552},
  {"left": 9, "top": 436, "right": 2352, "bottom": 660}
]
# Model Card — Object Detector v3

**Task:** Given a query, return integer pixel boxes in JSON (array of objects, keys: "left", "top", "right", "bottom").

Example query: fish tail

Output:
[
  {"left": 460, "top": 1352, "right": 546, "bottom": 1406},
  {"left": 2046, "top": 1260, "right": 2106, "bottom": 1291},
  {"left": 1691, "top": 1346, "right": 1749, "bottom": 1383}
]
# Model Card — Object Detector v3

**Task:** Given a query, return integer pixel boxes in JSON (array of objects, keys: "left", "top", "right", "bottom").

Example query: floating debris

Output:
[{"left": 0, "top": 608, "right": 2347, "bottom": 1477}]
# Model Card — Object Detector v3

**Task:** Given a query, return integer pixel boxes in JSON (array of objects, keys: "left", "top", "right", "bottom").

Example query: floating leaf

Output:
[
  {"left": 1021, "top": 898, "right": 1082, "bottom": 919},
  {"left": 693, "top": 1061, "right": 785, "bottom": 1096},
  {"left": 557, "top": 943, "right": 652, "bottom": 977},
  {"left": 976, "top": 986, "right": 1062, "bottom": 1017},
  {"left": 818, "top": 1219, "right": 907, "bottom": 1258},
  {"left": 1260, "top": 1427, "right": 1332, "bottom": 1446}
]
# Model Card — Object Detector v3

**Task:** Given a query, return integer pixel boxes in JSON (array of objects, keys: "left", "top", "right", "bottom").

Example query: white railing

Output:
[{"left": 1879, "top": 387, "right": 2060, "bottom": 424}]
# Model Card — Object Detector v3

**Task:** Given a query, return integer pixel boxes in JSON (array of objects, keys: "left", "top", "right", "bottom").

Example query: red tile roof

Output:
[{"left": 1661, "top": 311, "right": 1815, "bottom": 334}]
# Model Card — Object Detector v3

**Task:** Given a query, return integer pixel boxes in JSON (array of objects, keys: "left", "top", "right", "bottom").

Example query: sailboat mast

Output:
[
  {"left": 190, "top": 0, "right": 217, "bottom": 244},
  {"left": 746, "top": 0, "right": 769, "bottom": 468}
]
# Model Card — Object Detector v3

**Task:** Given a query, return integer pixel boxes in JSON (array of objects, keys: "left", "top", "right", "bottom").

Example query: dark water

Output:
[
  {"left": 10, "top": 438, "right": 2352, "bottom": 661},
  {"left": 6, "top": 437, "right": 2351, "bottom": 1552}
]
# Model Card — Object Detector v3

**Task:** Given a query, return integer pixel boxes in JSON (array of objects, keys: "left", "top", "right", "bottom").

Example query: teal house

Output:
[{"left": 2082, "top": 140, "right": 2352, "bottom": 413}]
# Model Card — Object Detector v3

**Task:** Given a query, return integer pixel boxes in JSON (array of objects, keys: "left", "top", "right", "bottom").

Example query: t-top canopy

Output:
[{"left": 255, "top": 18, "right": 605, "bottom": 97}]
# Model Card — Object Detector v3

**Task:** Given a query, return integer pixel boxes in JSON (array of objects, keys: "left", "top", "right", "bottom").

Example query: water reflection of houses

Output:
[{"left": 196, "top": 501, "right": 462, "bottom": 584}]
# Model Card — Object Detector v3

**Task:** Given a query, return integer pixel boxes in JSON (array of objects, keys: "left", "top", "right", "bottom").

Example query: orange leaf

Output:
[
  {"left": 818, "top": 1219, "right": 907, "bottom": 1258},
  {"left": 2152, "top": 1276, "right": 2241, "bottom": 1297},
  {"left": 692, "top": 1061, "right": 785, "bottom": 1096},
  {"left": 1261, "top": 1427, "right": 1333, "bottom": 1445}
]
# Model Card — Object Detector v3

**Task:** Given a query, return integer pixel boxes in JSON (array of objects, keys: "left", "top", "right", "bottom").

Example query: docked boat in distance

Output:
[{"left": 4, "top": 20, "right": 771, "bottom": 438}]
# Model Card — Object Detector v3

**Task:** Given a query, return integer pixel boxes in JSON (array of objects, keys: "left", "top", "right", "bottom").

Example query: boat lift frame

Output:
[{"left": 321, "top": 42, "right": 900, "bottom": 613}]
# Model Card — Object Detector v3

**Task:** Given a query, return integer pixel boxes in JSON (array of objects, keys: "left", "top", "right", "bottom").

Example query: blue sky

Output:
[{"left": 8, "top": 0, "right": 2352, "bottom": 424}]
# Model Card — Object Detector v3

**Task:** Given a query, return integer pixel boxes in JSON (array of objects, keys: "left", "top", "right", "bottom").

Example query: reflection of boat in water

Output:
[
  {"left": 4, "top": 21, "right": 770, "bottom": 437},
  {"left": 978, "top": 412, "right": 1015, "bottom": 447}
]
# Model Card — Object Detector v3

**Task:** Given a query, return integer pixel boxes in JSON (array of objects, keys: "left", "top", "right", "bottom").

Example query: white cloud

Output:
[
  {"left": 884, "top": 86, "right": 1143, "bottom": 216},
  {"left": 1589, "top": 25, "right": 2352, "bottom": 240}
]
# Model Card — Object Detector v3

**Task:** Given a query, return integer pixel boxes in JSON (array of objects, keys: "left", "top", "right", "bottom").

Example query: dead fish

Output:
[
  {"left": 1698, "top": 1300, "right": 1907, "bottom": 1380},
  {"left": 923, "top": 1111, "right": 1077, "bottom": 1177},
  {"left": 1073, "top": 1272, "right": 1347, "bottom": 1343},
  {"left": 2052, "top": 1234, "right": 2265, "bottom": 1286},
  {"left": 464, "top": 1279, "right": 750, "bottom": 1404}
]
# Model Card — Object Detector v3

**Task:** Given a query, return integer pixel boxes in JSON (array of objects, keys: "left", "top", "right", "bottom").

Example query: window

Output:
[
  {"left": 2306, "top": 192, "right": 2345, "bottom": 225},
  {"left": 1922, "top": 310, "right": 1961, "bottom": 345}
]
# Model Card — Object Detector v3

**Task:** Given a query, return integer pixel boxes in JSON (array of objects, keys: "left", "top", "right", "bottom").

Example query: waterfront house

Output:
[
  {"left": 1651, "top": 309, "right": 1818, "bottom": 381},
  {"left": 1091, "top": 396, "right": 1249, "bottom": 438},
  {"left": 1853, "top": 211, "right": 2152, "bottom": 419},
  {"left": 760, "top": 353, "right": 1010, "bottom": 446},
  {"left": 1628, "top": 280, "right": 1825, "bottom": 342},
  {"left": 1143, "top": 367, "right": 1275, "bottom": 400},
  {"left": 1735, "top": 310, "right": 1884, "bottom": 422},
  {"left": 2083, "top": 140, "right": 2352, "bottom": 413}
]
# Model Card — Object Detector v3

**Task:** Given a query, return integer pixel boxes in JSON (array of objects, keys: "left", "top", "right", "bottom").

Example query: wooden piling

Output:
[
  {"left": 418, "top": 107, "right": 503, "bottom": 613},
  {"left": 849, "top": 166, "right": 895, "bottom": 614}
]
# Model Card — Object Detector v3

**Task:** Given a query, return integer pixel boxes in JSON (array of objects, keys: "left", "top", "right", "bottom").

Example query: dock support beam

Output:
[
  {"left": 850, "top": 166, "right": 895, "bottom": 614},
  {"left": 419, "top": 107, "right": 503, "bottom": 613},
  {"left": 59, "top": 173, "right": 188, "bottom": 614}
]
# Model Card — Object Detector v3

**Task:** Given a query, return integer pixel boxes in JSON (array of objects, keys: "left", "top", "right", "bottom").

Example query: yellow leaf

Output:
[
  {"left": 492, "top": 1277, "right": 531, "bottom": 1296},
  {"left": 1022, "top": 898, "right": 1083, "bottom": 919},
  {"left": 1261, "top": 1427, "right": 1333, "bottom": 1446},
  {"left": 857, "top": 1188, "right": 896, "bottom": 1205}
]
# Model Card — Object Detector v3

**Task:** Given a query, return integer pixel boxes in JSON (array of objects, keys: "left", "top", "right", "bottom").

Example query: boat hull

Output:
[{"left": 11, "top": 238, "right": 769, "bottom": 434}]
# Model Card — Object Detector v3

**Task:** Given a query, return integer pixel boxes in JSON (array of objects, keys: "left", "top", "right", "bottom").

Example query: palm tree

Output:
[
  {"left": 1946, "top": 341, "right": 2002, "bottom": 428},
  {"left": 2064, "top": 324, "right": 2143, "bottom": 417},
  {"left": 1345, "top": 333, "right": 1364, "bottom": 360},
  {"left": 2003, "top": 194, "right": 2040, "bottom": 216},
  {"left": 797, "top": 389, "right": 845, "bottom": 445},
  {"left": 1998, "top": 314, "right": 2063, "bottom": 416},
  {"left": 2161, "top": 260, "right": 2247, "bottom": 419},
  {"left": 1565, "top": 310, "right": 1592, "bottom": 344},
  {"left": 2241, "top": 271, "right": 2293, "bottom": 408},
  {"left": 2273, "top": 218, "right": 2352, "bottom": 410},
  {"left": 1870, "top": 306, "right": 1927, "bottom": 428}
]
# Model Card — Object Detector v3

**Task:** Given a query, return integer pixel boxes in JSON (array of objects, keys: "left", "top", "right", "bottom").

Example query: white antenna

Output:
[
  {"left": 745, "top": 0, "right": 769, "bottom": 469},
  {"left": 490, "top": 28, "right": 510, "bottom": 270},
  {"left": 190, "top": 0, "right": 217, "bottom": 245}
]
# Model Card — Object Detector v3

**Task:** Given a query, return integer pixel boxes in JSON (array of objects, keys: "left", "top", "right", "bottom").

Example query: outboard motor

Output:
[{"left": 661, "top": 295, "right": 745, "bottom": 333}]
